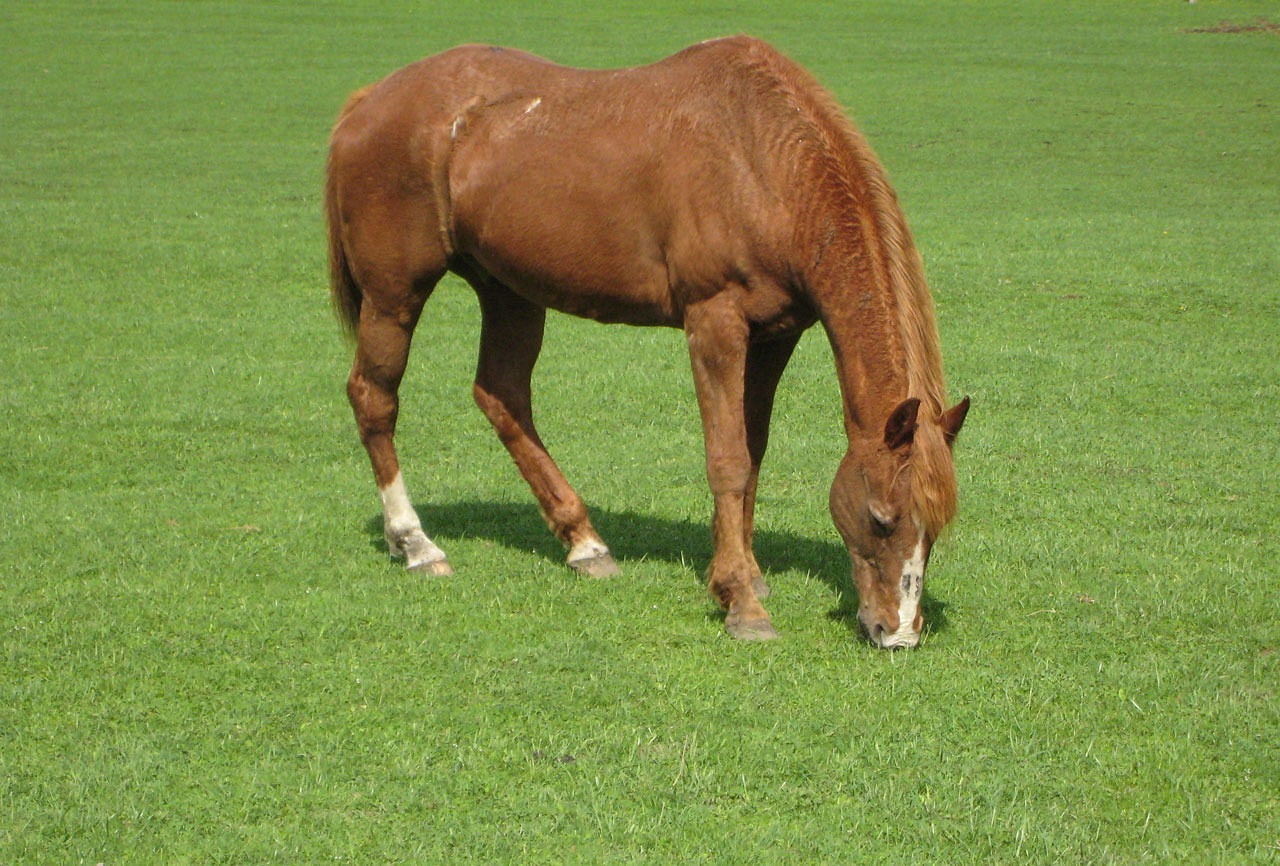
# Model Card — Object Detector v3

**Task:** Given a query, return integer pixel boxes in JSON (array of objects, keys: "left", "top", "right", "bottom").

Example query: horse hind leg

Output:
[
  {"left": 349, "top": 301, "right": 454, "bottom": 575},
  {"left": 346, "top": 254, "right": 453, "bottom": 576},
  {"left": 469, "top": 278, "right": 619, "bottom": 578}
]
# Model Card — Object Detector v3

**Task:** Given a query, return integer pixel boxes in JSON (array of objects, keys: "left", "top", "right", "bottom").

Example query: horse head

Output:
[{"left": 830, "top": 396, "right": 969, "bottom": 648}]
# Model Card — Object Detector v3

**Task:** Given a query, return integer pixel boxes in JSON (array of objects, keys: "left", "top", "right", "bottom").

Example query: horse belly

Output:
[{"left": 472, "top": 258, "right": 677, "bottom": 326}]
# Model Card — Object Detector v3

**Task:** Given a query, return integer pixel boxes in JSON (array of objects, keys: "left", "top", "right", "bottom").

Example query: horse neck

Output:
[
  {"left": 771, "top": 84, "right": 947, "bottom": 443},
  {"left": 769, "top": 79, "right": 955, "bottom": 529},
  {"left": 799, "top": 175, "right": 947, "bottom": 447},
  {"left": 805, "top": 208, "right": 966, "bottom": 529},
  {"left": 809, "top": 233, "right": 913, "bottom": 450}
]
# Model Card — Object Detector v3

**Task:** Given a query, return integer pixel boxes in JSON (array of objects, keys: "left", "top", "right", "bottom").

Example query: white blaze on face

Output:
[{"left": 882, "top": 528, "right": 927, "bottom": 649}]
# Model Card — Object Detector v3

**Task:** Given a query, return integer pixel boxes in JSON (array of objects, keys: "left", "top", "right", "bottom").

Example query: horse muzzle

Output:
[
  {"left": 873, "top": 621, "right": 921, "bottom": 649},
  {"left": 859, "top": 608, "right": 922, "bottom": 649}
]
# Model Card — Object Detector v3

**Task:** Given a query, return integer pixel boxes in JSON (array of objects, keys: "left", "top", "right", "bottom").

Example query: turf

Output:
[{"left": 2, "top": 1, "right": 1277, "bottom": 863}]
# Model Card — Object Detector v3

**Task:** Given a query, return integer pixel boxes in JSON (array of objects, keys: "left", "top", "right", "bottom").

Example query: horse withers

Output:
[{"left": 325, "top": 37, "right": 969, "bottom": 648}]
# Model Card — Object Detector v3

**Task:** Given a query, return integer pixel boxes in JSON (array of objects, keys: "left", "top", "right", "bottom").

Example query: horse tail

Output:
[
  {"left": 325, "top": 171, "right": 361, "bottom": 337},
  {"left": 326, "top": 85, "right": 373, "bottom": 338}
]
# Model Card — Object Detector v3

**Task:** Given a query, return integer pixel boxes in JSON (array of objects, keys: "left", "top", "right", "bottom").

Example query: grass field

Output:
[{"left": 3, "top": 1, "right": 1278, "bottom": 862}]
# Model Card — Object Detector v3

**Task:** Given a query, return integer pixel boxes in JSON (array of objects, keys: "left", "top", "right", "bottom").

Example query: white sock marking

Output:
[
  {"left": 379, "top": 472, "right": 421, "bottom": 537},
  {"left": 567, "top": 537, "right": 610, "bottom": 564},
  {"left": 379, "top": 473, "right": 447, "bottom": 568}
]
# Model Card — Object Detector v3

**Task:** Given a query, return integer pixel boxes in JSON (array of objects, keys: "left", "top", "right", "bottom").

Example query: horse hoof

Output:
[
  {"left": 569, "top": 553, "right": 620, "bottom": 578},
  {"left": 391, "top": 530, "right": 451, "bottom": 576},
  {"left": 753, "top": 577, "right": 772, "bottom": 599},
  {"left": 408, "top": 558, "right": 454, "bottom": 577},
  {"left": 725, "top": 616, "right": 780, "bottom": 642}
]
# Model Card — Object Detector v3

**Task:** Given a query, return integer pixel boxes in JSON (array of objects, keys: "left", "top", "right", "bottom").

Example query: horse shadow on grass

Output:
[{"left": 363, "top": 500, "right": 951, "bottom": 639}]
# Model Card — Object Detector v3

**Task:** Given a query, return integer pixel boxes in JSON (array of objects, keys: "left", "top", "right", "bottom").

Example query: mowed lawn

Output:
[{"left": 2, "top": 1, "right": 1277, "bottom": 863}]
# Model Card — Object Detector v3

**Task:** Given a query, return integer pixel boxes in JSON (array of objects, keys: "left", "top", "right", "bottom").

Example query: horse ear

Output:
[
  {"left": 884, "top": 398, "right": 921, "bottom": 451},
  {"left": 940, "top": 396, "right": 971, "bottom": 445}
]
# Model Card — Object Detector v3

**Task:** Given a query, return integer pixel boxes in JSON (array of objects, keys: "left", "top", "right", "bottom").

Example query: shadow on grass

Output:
[{"left": 364, "top": 500, "right": 950, "bottom": 639}]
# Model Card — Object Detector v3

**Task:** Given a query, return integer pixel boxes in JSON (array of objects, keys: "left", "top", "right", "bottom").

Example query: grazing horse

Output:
[{"left": 325, "top": 36, "right": 969, "bottom": 648}]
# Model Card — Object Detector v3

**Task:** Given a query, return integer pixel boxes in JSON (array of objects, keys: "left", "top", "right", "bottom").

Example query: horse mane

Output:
[{"left": 724, "top": 39, "right": 958, "bottom": 535}]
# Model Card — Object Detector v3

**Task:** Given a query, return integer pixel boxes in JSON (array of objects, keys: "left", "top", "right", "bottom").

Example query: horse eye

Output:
[{"left": 869, "top": 505, "right": 897, "bottom": 537}]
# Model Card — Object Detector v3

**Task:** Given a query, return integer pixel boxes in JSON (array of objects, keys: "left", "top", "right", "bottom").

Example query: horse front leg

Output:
[
  {"left": 349, "top": 300, "right": 453, "bottom": 576},
  {"left": 685, "top": 296, "right": 778, "bottom": 641},
  {"left": 742, "top": 334, "right": 801, "bottom": 601},
  {"left": 471, "top": 281, "right": 619, "bottom": 577}
]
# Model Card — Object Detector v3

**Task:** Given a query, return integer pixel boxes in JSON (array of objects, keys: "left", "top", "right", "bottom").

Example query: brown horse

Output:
[{"left": 325, "top": 36, "right": 969, "bottom": 648}]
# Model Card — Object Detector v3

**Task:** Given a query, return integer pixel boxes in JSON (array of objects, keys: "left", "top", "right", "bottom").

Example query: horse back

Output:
[{"left": 332, "top": 39, "right": 809, "bottom": 329}]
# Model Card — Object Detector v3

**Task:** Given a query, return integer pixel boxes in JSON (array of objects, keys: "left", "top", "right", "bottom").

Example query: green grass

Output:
[{"left": 3, "top": 1, "right": 1278, "bottom": 863}]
